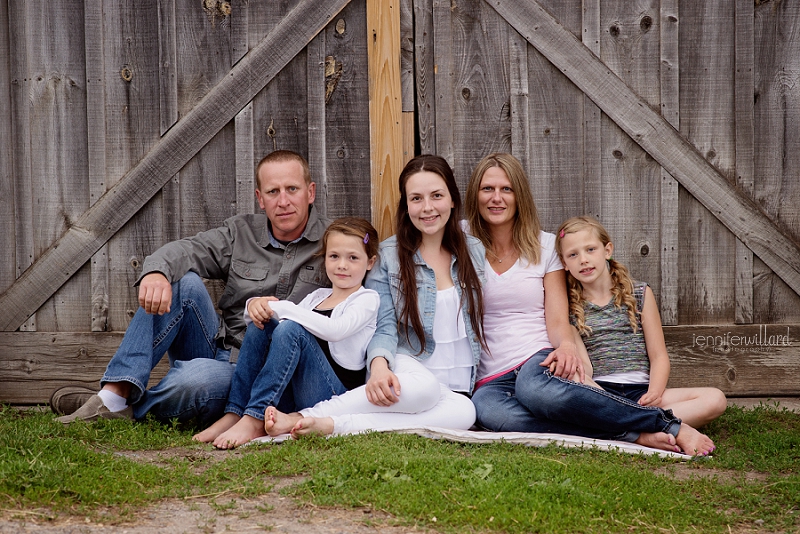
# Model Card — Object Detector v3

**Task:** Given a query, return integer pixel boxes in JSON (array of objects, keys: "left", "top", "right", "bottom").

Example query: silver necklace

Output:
[{"left": 489, "top": 248, "right": 516, "bottom": 263}]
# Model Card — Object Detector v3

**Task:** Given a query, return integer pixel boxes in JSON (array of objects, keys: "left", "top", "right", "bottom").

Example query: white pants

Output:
[{"left": 299, "top": 354, "right": 476, "bottom": 435}]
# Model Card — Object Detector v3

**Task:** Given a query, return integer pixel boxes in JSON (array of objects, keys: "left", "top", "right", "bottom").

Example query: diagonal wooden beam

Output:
[
  {"left": 488, "top": 0, "right": 800, "bottom": 297},
  {"left": 0, "top": 0, "right": 351, "bottom": 331}
]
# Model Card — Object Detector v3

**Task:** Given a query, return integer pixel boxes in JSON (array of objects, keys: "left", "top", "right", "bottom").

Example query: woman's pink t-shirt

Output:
[{"left": 476, "top": 231, "right": 563, "bottom": 386}]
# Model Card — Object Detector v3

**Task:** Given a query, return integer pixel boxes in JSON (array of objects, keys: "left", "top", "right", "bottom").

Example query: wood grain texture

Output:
[
  {"left": 325, "top": 1, "right": 371, "bottom": 222},
  {"left": 9, "top": 5, "right": 36, "bottom": 331},
  {"left": 26, "top": 2, "right": 91, "bottom": 331},
  {"left": 0, "top": 332, "right": 168, "bottom": 405},
  {"left": 103, "top": 0, "right": 165, "bottom": 332},
  {"left": 413, "top": 0, "right": 436, "bottom": 155},
  {"left": 581, "top": 0, "right": 602, "bottom": 222},
  {"left": 734, "top": 0, "right": 755, "bottom": 324},
  {"left": 659, "top": 0, "right": 679, "bottom": 325},
  {"left": 306, "top": 33, "right": 327, "bottom": 218},
  {"left": 598, "top": 0, "right": 662, "bottom": 299},
  {"left": 85, "top": 2, "right": 110, "bottom": 332},
  {"left": 437, "top": 0, "right": 513, "bottom": 189},
  {"left": 752, "top": 0, "right": 800, "bottom": 323},
  {"left": 0, "top": 1, "right": 14, "bottom": 295},
  {"left": 525, "top": 0, "right": 583, "bottom": 230},
  {"left": 2, "top": 326, "right": 797, "bottom": 404},
  {"left": 0, "top": 0, "right": 352, "bottom": 332},
  {"left": 663, "top": 324, "right": 800, "bottom": 396},
  {"left": 368, "top": 0, "right": 402, "bottom": 238},
  {"left": 677, "top": 0, "right": 736, "bottom": 324},
  {"left": 488, "top": 0, "right": 800, "bottom": 303}
]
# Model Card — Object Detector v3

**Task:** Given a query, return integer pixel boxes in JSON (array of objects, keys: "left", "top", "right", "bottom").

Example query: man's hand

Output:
[
  {"left": 248, "top": 296, "right": 279, "bottom": 329},
  {"left": 138, "top": 273, "right": 173, "bottom": 315},
  {"left": 365, "top": 357, "right": 401, "bottom": 406}
]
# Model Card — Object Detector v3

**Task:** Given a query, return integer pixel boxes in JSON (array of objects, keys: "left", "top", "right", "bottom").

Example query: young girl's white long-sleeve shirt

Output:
[{"left": 245, "top": 286, "right": 380, "bottom": 371}]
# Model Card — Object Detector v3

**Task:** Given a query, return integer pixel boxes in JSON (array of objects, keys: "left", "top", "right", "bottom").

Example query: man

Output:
[{"left": 52, "top": 150, "right": 330, "bottom": 426}]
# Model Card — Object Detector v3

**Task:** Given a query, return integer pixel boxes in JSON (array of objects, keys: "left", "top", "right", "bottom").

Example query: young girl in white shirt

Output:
[{"left": 193, "top": 217, "right": 380, "bottom": 448}]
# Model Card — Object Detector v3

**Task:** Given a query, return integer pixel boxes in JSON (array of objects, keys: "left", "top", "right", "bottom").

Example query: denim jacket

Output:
[{"left": 364, "top": 234, "right": 486, "bottom": 393}]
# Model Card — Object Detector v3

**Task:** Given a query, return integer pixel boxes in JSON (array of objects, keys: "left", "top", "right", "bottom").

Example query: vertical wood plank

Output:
[
  {"left": 368, "top": 0, "right": 402, "bottom": 238},
  {"left": 325, "top": 2, "right": 372, "bottom": 222},
  {"left": 158, "top": 0, "right": 178, "bottom": 135},
  {"left": 0, "top": 1, "right": 17, "bottom": 296},
  {"left": 235, "top": 102, "right": 255, "bottom": 215},
  {"left": 432, "top": 0, "right": 454, "bottom": 165},
  {"left": 103, "top": 0, "right": 164, "bottom": 331},
  {"left": 509, "top": 31, "right": 530, "bottom": 174},
  {"left": 85, "top": 1, "right": 110, "bottom": 331},
  {"left": 250, "top": 2, "right": 309, "bottom": 170},
  {"left": 9, "top": 4, "right": 36, "bottom": 331},
  {"left": 174, "top": 0, "right": 236, "bottom": 238},
  {"left": 752, "top": 0, "right": 800, "bottom": 323},
  {"left": 433, "top": 0, "right": 516, "bottom": 188},
  {"left": 527, "top": 0, "right": 584, "bottom": 230},
  {"left": 581, "top": 0, "right": 602, "bottom": 220},
  {"left": 306, "top": 33, "right": 328, "bottom": 217},
  {"left": 400, "top": 0, "right": 416, "bottom": 164},
  {"left": 734, "top": 0, "right": 754, "bottom": 324},
  {"left": 677, "top": 0, "right": 737, "bottom": 324},
  {"left": 26, "top": 1, "right": 90, "bottom": 331},
  {"left": 599, "top": 0, "right": 662, "bottom": 301},
  {"left": 659, "top": 0, "right": 679, "bottom": 325},
  {"left": 413, "top": 0, "right": 435, "bottom": 155}
]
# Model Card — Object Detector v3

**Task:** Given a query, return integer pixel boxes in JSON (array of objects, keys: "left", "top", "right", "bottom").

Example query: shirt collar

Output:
[{"left": 261, "top": 204, "right": 327, "bottom": 249}]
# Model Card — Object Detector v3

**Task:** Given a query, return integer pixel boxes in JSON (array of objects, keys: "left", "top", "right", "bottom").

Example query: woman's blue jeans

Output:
[
  {"left": 226, "top": 320, "right": 348, "bottom": 420},
  {"left": 471, "top": 349, "right": 681, "bottom": 442},
  {"left": 101, "top": 273, "right": 234, "bottom": 426}
]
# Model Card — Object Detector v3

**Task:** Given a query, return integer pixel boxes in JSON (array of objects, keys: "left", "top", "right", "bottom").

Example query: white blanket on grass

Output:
[{"left": 251, "top": 427, "right": 693, "bottom": 459}]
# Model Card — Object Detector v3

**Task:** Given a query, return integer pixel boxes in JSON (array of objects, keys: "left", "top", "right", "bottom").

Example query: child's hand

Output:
[
  {"left": 541, "top": 343, "right": 584, "bottom": 382},
  {"left": 638, "top": 388, "right": 664, "bottom": 407},
  {"left": 366, "top": 358, "right": 401, "bottom": 406},
  {"left": 248, "top": 296, "right": 278, "bottom": 329}
]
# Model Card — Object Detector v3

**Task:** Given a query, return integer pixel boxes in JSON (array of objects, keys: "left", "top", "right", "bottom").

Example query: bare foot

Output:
[
  {"left": 635, "top": 431, "right": 680, "bottom": 453},
  {"left": 264, "top": 406, "right": 303, "bottom": 437},
  {"left": 212, "top": 415, "right": 267, "bottom": 449},
  {"left": 291, "top": 416, "right": 334, "bottom": 438},
  {"left": 193, "top": 413, "right": 241, "bottom": 443},
  {"left": 674, "top": 423, "right": 716, "bottom": 456}
]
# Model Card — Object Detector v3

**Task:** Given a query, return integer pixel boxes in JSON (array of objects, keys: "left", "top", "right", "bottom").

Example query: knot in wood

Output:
[
  {"left": 120, "top": 66, "right": 133, "bottom": 82},
  {"left": 609, "top": 25, "right": 620, "bottom": 38},
  {"left": 612, "top": 149, "right": 624, "bottom": 160},
  {"left": 640, "top": 16, "right": 653, "bottom": 32}
]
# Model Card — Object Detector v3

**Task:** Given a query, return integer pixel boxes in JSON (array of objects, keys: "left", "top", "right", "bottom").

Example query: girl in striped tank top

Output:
[{"left": 556, "top": 216, "right": 726, "bottom": 430}]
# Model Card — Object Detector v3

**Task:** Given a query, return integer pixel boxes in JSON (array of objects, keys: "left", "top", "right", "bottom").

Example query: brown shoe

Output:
[
  {"left": 56, "top": 395, "right": 134, "bottom": 424},
  {"left": 50, "top": 385, "right": 97, "bottom": 415}
]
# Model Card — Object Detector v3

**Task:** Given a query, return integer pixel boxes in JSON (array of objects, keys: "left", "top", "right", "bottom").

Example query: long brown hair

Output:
[
  {"left": 555, "top": 216, "right": 639, "bottom": 336},
  {"left": 395, "top": 155, "right": 485, "bottom": 353},
  {"left": 465, "top": 153, "right": 543, "bottom": 265}
]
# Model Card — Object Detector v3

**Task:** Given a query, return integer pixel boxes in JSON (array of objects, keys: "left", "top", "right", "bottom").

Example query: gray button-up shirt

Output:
[{"left": 138, "top": 206, "right": 330, "bottom": 348}]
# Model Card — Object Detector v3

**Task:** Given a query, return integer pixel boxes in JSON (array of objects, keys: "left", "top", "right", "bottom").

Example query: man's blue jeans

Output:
[
  {"left": 226, "top": 320, "right": 348, "bottom": 420},
  {"left": 471, "top": 349, "right": 681, "bottom": 442},
  {"left": 101, "top": 273, "right": 233, "bottom": 426}
]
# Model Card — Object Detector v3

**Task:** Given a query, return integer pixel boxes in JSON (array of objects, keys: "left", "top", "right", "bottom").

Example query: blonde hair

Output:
[
  {"left": 555, "top": 216, "right": 639, "bottom": 336},
  {"left": 465, "top": 153, "right": 542, "bottom": 265}
]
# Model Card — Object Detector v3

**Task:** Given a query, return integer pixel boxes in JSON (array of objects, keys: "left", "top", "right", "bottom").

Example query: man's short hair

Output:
[{"left": 256, "top": 150, "right": 312, "bottom": 189}]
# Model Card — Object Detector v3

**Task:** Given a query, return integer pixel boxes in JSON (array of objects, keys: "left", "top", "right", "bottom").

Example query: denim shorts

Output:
[{"left": 594, "top": 381, "right": 650, "bottom": 404}]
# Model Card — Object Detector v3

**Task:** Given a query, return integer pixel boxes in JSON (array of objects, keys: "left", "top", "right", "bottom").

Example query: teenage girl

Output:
[
  {"left": 264, "top": 154, "right": 486, "bottom": 438},
  {"left": 194, "top": 217, "right": 380, "bottom": 448},
  {"left": 556, "top": 215, "right": 727, "bottom": 430}
]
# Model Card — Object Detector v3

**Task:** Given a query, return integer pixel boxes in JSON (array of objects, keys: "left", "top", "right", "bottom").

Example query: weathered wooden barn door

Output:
[
  {"left": 0, "top": 0, "right": 374, "bottom": 403},
  {"left": 405, "top": 0, "right": 800, "bottom": 396}
]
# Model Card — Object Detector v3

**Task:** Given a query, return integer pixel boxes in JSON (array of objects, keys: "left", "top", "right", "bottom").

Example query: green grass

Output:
[{"left": 1, "top": 403, "right": 798, "bottom": 533}]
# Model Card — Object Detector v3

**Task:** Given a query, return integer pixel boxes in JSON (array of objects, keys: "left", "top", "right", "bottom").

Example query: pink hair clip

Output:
[
  {"left": 559, "top": 230, "right": 565, "bottom": 238},
  {"left": 363, "top": 234, "right": 370, "bottom": 244}
]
